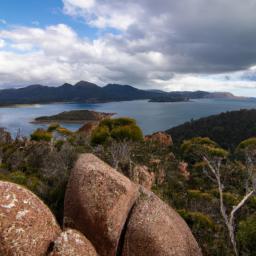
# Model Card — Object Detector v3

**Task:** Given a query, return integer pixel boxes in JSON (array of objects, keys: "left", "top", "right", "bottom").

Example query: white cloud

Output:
[
  {"left": 0, "top": 39, "right": 5, "bottom": 48},
  {"left": 0, "top": 0, "right": 256, "bottom": 96}
]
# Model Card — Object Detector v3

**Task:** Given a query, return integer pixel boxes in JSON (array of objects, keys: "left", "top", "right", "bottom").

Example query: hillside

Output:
[
  {"left": 0, "top": 81, "right": 243, "bottom": 105},
  {"left": 167, "top": 109, "right": 256, "bottom": 149}
]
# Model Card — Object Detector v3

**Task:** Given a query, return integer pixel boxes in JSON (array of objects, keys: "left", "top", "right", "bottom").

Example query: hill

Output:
[
  {"left": 167, "top": 109, "right": 256, "bottom": 149},
  {"left": 0, "top": 81, "right": 243, "bottom": 105}
]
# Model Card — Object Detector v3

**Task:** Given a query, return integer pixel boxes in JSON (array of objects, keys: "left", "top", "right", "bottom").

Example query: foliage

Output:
[
  {"left": 47, "top": 123, "right": 60, "bottom": 132},
  {"left": 168, "top": 109, "right": 256, "bottom": 149},
  {"left": 181, "top": 137, "right": 228, "bottom": 164},
  {"left": 91, "top": 126, "right": 110, "bottom": 145},
  {"left": 1, "top": 118, "right": 256, "bottom": 254},
  {"left": 235, "top": 137, "right": 256, "bottom": 161},
  {"left": 237, "top": 214, "right": 256, "bottom": 255},
  {"left": 31, "top": 128, "right": 52, "bottom": 142},
  {"left": 91, "top": 117, "right": 143, "bottom": 145}
]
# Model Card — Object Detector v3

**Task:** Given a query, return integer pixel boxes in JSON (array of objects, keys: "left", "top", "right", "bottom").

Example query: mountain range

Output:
[{"left": 0, "top": 81, "right": 246, "bottom": 105}]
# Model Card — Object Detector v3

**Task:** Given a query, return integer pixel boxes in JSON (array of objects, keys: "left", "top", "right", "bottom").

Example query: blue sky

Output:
[
  {"left": 0, "top": 0, "right": 98, "bottom": 38},
  {"left": 0, "top": 0, "right": 256, "bottom": 96}
]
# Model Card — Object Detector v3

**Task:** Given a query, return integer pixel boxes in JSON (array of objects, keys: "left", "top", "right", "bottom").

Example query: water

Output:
[{"left": 0, "top": 98, "right": 256, "bottom": 137}]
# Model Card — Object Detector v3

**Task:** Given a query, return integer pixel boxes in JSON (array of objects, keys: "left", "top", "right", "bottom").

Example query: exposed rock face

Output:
[
  {"left": 131, "top": 165, "right": 155, "bottom": 190},
  {"left": 145, "top": 132, "right": 173, "bottom": 146},
  {"left": 122, "top": 187, "right": 202, "bottom": 256},
  {"left": 0, "top": 181, "right": 61, "bottom": 256},
  {"left": 49, "top": 229, "right": 97, "bottom": 256},
  {"left": 64, "top": 153, "right": 139, "bottom": 256},
  {"left": 179, "top": 162, "right": 190, "bottom": 180}
]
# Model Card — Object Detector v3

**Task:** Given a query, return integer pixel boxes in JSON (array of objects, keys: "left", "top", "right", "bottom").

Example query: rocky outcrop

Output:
[
  {"left": 122, "top": 187, "right": 202, "bottom": 256},
  {"left": 64, "top": 153, "right": 139, "bottom": 256},
  {"left": 131, "top": 165, "right": 155, "bottom": 189},
  {"left": 1, "top": 154, "right": 202, "bottom": 256},
  {"left": 145, "top": 131, "right": 173, "bottom": 146},
  {"left": 49, "top": 229, "right": 97, "bottom": 256},
  {"left": 64, "top": 153, "right": 202, "bottom": 256},
  {"left": 179, "top": 162, "right": 190, "bottom": 180},
  {"left": 0, "top": 181, "right": 61, "bottom": 256}
]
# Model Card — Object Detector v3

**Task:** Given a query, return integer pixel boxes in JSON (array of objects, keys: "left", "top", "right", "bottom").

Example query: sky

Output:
[{"left": 0, "top": 0, "right": 256, "bottom": 96}]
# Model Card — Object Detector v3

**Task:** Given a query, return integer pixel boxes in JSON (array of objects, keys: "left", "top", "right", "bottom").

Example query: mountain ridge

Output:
[{"left": 0, "top": 81, "right": 247, "bottom": 105}]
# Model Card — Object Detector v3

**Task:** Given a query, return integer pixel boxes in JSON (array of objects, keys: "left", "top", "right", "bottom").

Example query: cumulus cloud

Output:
[{"left": 0, "top": 0, "right": 256, "bottom": 95}]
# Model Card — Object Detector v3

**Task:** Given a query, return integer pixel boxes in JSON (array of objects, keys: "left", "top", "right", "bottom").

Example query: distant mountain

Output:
[
  {"left": 0, "top": 81, "right": 246, "bottom": 105},
  {"left": 167, "top": 90, "right": 243, "bottom": 99}
]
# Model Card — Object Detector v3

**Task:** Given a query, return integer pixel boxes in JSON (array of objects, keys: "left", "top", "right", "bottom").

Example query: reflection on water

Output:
[{"left": 0, "top": 98, "right": 255, "bottom": 137}]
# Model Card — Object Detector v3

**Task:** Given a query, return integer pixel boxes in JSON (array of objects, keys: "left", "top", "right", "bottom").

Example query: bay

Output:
[{"left": 0, "top": 98, "right": 256, "bottom": 137}]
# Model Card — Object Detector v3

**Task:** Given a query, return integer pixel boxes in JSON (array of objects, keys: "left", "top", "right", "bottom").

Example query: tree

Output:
[{"left": 203, "top": 156, "right": 256, "bottom": 256}]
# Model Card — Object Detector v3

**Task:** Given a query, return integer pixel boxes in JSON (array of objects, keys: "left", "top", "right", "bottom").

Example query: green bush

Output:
[
  {"left": 178, "top": 210, "right": 215, "bottom": 231},
  {"left": 181, "top": 137, "right": 228, "bottom": 164},
  {"left": 31, "top": 129, "right": 52, "bottom": 142},
  {"left": 91, "top": 126, "right": 110, "bottom": 145},
  {"left": 237, "top": 214, "right": 256, "bottom": 255},
  {"left": 111, "top": 124, "right": 143, "bottom": 142},
  {"left": 235, "top": 137, "right": 256, "bottom": 161},
  {"left": 47, "top": 123, "right": 60, "bottom": 132},
  {"left": 56, "top": 127, "right": 73, "bottom": 136},
  {"left": 187, "top": 189, "right": 213, "bottom": 202},
  {"left": 100, "top": 117, "right": 135, "bottom": 130},
  {"left": 91, "top": 118, "right": 143, "bottom": 145}
]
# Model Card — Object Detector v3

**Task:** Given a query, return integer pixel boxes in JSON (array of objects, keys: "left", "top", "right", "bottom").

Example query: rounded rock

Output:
[
  {"left": 64, "top": 153, "right": 139, "bottom": 256},
  {"left": 122, "top": 187, "right": 202, "bottom": 256},
  {"left": 145, "top": 132, "right": 173, "bottom": 146},
  {"left": 49, "top": 229, "right": 97, "bottom": 256},
  {"left": 0, "top": 181, "right": 61, "bottom": 256}
]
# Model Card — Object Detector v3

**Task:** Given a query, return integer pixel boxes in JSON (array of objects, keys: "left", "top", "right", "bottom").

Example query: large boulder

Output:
[
  {"left": 145, "top": 132, "right": 173, "bottom": 146},
  {"left": 64, "top": 153, "right": 139, "bottom": 256},
  {"left": 122, "top": 187, "right": 202, "bottom": 256},
  {"left": 0, "top": 181, "right": 61, "bottom": 256},
  {"left": 49, "top": 229, "right": 97, "bottom": 256}
]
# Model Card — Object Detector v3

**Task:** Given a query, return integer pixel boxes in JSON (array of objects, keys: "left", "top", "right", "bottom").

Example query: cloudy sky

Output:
[{"left": 0, "top": 0, "right": 256, "bottom": 95}]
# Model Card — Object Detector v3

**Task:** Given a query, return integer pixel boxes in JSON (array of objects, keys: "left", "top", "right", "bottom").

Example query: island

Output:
[
  {"left": 32, "top": 110, "right": 115, "bottom": 123},
  {"left": 149, "top": 96, "right": 189, "bottom": 102}
]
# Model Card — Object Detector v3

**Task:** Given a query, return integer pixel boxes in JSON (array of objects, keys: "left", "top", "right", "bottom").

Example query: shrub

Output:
[
  {"left": 187, "top": 189, "right": 213, "bottom": 202},
  {"left": 235, "top": 137, "right": 256, "bottom": 161},
  {"left": 91, "top": 118, "right": 143, "bottom": 145},
  {"left": 91, "top": 126, "right": 110, "bottom": 145},
  {"left": 8, "top": 171, "right": 27, "bottom": 185},
  {"left": 178, "top": 210, "right": 215, "bottom": 231},
  {"left": 111, "top": 124, "right": 143, "bottom": 142},
  {"left": 100, "top": 117, "right": 136, "bottom": 130},
  {"left": 31, "top": 129, "right": 52, "bottom": 142},
  {"left": 181, "top": 137, "right": 228, "bottom": 164},
  {"left": 237, "top": 214, "right": 256, "bottom": 255},
  {"left": 56, "top": 127, "right": 73, "bottom": 136},
  {"left": 47, "top": 123, "right": 60, "bottom": 132}
]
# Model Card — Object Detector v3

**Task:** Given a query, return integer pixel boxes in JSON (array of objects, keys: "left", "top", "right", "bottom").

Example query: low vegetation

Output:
[{"left": 0, "top": 116, "right": 256, "bottom": 255}]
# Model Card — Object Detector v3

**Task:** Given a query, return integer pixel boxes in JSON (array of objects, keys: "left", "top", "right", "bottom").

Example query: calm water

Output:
[{"left": 1, "top": 98, "right": 256, "bottom": 137}]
